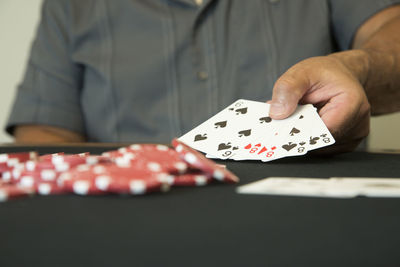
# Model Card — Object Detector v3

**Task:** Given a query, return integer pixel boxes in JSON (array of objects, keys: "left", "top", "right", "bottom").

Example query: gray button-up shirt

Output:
[{"left": 6, "top": 0, "right": 399, "bottom": 142}]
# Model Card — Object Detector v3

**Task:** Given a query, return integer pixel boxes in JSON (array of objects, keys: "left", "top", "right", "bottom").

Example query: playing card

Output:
[
  {"left": 237, "top": 177, "right": 356, "bottom": 198},
  {"left": 232, "top": 105, "right": 315, "bottom": 161},
  {"left": 260, "top": 106, "right": 312, "bottom": 161},
  {"left": 237, "top": 177, "right": 400, "bottom": 198},
  {"left": 179, "top": 99, "right": 278, "bottom": 159},
  {"left": 304, "top": 108, "right": 335, "bottom": 151},
  {"left": 178, "top": 99, "right": 246, "bottom": 159},
  {"left": 330, "top": 177, "right": 400, "bottom": 197},
  {"left": 226, "top": 104, "right": 284, "bottom": 161},
  {"left": 179, "top": 99, "right": 335, "bottom": 162}
]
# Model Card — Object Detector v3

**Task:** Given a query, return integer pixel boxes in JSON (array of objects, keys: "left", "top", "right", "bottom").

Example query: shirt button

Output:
[{"left": 197, "top": 71, "right": 208, "bottom": 80}]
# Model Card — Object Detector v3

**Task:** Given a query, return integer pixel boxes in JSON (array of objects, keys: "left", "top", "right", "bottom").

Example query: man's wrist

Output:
[
  {"left": 329, "top": 48, "right": 400, "bottom": 115},
  {"left": 327, "top": 49, "right": 371, "bottom": 87}
]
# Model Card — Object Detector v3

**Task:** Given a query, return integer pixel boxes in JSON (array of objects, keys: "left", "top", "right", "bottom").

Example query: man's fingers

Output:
[
  {"left": 270, "top": 66, "right": 311, "bottom": 119},
  {"left": 318, "top": 97, "right": 370, "bottom": 152}
]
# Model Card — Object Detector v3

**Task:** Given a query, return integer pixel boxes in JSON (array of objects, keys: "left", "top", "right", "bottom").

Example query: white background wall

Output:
[
  {"left": 0, "top": 0, "right": 43, "bottom": 143},
  {"left": 1, "top": 0, "right": 400, "bottom": 149}
]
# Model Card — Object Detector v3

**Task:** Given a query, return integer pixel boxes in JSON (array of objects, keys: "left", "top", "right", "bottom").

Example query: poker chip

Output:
[
  {"left": 0, "top": 185, "right": 34, "bottom": 202},
  {"left": 0, "top": 152, "right": 38, "bottom": 163},
  {"left": 92, "top": 164, "right": 171, "bottom": 194},
  {"left": 59, "top": 169, "right": 105, "bottom": 195},
  {"left": 33, "top": 182, "right": 66, "bottom": 195},
  {"left": 61, "top": 164, "right": 169, "bottom": 195},
  {"left": 48, "top": 154, "right": 110, "bottom": 167},
  {"left": 0, "top": 142, "right": 238, "bottom": 202},
  {"left": 13, "top": 169, "right": 60, "bottom": 184},
  {"left": 105, "top": 144, "right": 189, "bottom": 174},
  {"left": 0, "top": 152, "right": 38, "bottom": 173},
  {"left": 172, "top": 173, "right": 212, "bottom": 186},
  {"left": 38, "top": 152, "right": 64, "bottom": 161},
  {"left": 172, "top": 139, "right": 239, "bottom": 183}
]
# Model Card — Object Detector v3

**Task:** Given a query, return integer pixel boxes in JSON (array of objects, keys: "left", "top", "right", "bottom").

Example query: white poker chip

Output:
[
  {"left": 0, "top": 189, "right": 7, "bottom": 202},
  {"left": 184, "top": 153, "right": 197, "bottom": 165},
  {"left": 73, "top": 180, "right": 90, "bottom": 195},
  {"left": 41, "top": 169, "right": 56, "bottom": 181},
  {"left": 195, "top": 175, "right": 208, "bottom": 186},
  {"left": 147, "top": 162, "right": 161, "bottom": 172},
  {"left": 130, "top": 180, "right": 146, "bottom": 194},
  {"left": 95, "top": 175, "right": 111, "bottom": 191},
  {"left": 156, "top": 145, "right": 169, "bottom": 151},
  {"left": 38, "top": 183, "right": 52, "bottom": 195},
  {"left": 20, "top": 176, "right": 34, "bottom": 187}
]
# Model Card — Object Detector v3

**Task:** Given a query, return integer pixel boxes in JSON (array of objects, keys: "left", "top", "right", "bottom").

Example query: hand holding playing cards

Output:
[{"left": 269, "top": 54, "right": 371, "bottom": 153}]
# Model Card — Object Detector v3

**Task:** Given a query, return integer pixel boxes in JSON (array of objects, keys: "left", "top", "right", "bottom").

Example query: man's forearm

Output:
[
  {"left": 360, "top": 15, "right": 400, "bottom": 115},
  {"left": 14, "top": 125, "right": 86, "bottom": 143},
  {"left": 331, "top": 15, "right": 400, "bottom": 116}
]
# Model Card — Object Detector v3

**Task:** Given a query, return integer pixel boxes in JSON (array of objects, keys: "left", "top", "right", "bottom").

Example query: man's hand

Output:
[
  {"left": 269, "top": 53, "right": 370, "bottom": 153},
  {"left": 269, "top": 5, "right": 400, "bottom": 153}
]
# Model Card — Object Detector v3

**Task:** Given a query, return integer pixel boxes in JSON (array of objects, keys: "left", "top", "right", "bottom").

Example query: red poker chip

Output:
[
  {"left": 0, "top": 166, "right": 14, "bottom": 181},
  {"left": 0, "top": 184, "right": 34, "bottom": 202},
  {"left": 14, "top": 169, "right": 60, "bottom": 186},
  {"left": 0, "top": 152, "right": 38, "bottom": 163},
  {"left": 35, "top": 182, "right": 66, "bottom": 195},
  {"left": 0, "top": 141, "right": 238, "bottom": 201},
  {"left": 172, "top": 173, "right": 213, "bottom": 186},
  {"left": 94, "top": 174, "right": 170, "bottom": 195},
  {"left": 106, "top": 144, "right": 189, "bottom": 174},
  {"left": 172, "top": 139, "right": 239, "bottom": 183},
  {"left": 38, "top": 152, "right": 65, "bottom": 161},
  {"left": 49, "top": 154, "right": 109, "bottom": 165},
  {"left": 0, "top": 152, "right": 38, "bottom": 173},
  {"left": 23, "top": 160, "right": 71, "bottom": 172},
  {"left": 58, "top": 170, "right": 105, "bottom": 196},
  {"left": 21, "top": 155, "right": 111, "bottom": 173},
  {"left": 91, "top": 164, "right": 170, "bottom": 194}
]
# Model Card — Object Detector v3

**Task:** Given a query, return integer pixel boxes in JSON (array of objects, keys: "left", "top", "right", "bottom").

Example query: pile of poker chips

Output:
[{"left": 0, "top": 139, "right": 238, "bottom": 202}]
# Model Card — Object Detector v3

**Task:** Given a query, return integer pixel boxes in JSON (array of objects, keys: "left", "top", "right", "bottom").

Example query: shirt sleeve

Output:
[
  {"left": 329, "top": 0, "right": 400, "bottom": 50},
  {"left": 5, "top": 0, "right": 85, "bottom": 136}
]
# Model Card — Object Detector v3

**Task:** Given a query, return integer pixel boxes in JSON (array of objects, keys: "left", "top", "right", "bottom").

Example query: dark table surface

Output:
[{"left": 1, "top": 145, "right": 400, "bottom": 267}]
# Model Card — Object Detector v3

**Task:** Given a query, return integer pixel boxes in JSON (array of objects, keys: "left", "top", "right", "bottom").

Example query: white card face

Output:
[
  {"left": 179, "top": 99, "right": 335, "bottom": 162},
  {"left": 237, "top": 177, "right": 357, "bottom": 198},
  {"left": 179, "top": 99, "right": 264, "bottom": 159},
  {"left": 330, "top": 177, "right": 400, "bottom": 197},
  {"left": 228, "top": 103, "right": 286, "bottom": 161},
  {"left": 232, "top": 105, "right": 316, "bottom": 161},
  {"left": 304, "top": 109, "right": 335, "bottom": 151},
  {"left": 261, "top": 105, "right": 314, "bottom": 161},
  {"left": 237, "top": 177, "right": 400, "bottom": 198}
]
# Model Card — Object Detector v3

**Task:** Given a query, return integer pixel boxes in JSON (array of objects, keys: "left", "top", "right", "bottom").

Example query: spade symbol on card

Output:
[
  {"left": 235, "top": 107, "right": 248, "bottom": 115},
  {"left": 238, "top": 129, "right": 251, "bottom": 137},
  {"left": 194, "top": 134, "right": 207, "bottom": 142},
  {"left": 309, "top": 136, "right": 320, "bottom": 145},
  {"left": 299, "top": 142, "right": 306, "bottom": 146},
  {"left": 259, "top": 116, "right": 272, "bottom": 123},
  {"left": 289, "top": 127, "right": 300, "bottom": 136},
  {"left": 218, "top": 142, "right": 232, "bottom": 151},
  {"left": 282, "top": 142, "right": 297, "bottom": 151},
  {"left": 299, "top": 115, "right": 304, "bottom": 119},
  {"left": 214, "top": 121, "right": 227, "bottom": 129}
]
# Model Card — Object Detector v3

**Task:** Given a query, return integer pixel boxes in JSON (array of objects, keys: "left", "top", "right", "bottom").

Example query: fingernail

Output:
[{"left": 270, "top": 102, "right": 286, "bottom": 116}]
